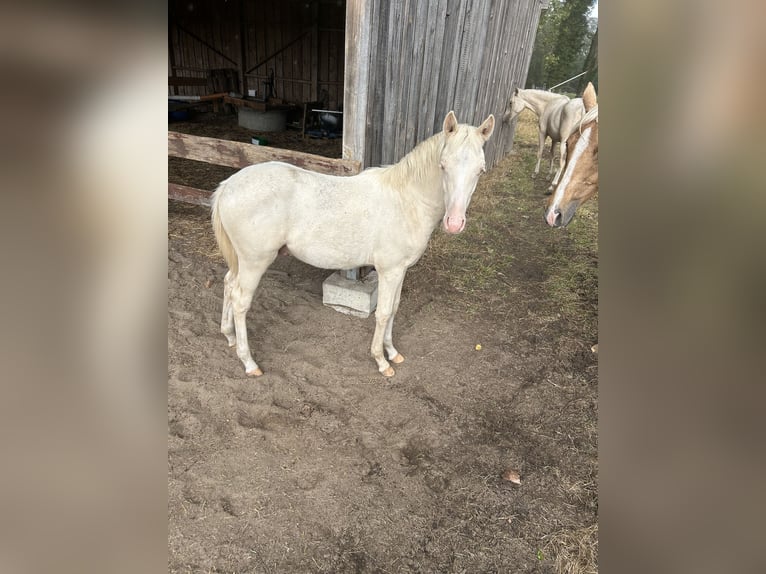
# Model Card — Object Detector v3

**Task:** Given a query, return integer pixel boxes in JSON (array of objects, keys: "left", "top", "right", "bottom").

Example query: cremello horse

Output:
[
  {"left": 211, "top": 111, "right": 495, "bottom": 377},
  {"left": 545, "top": 82, "right": 598, "bottom": 228},
  {"left": 504, "top": 88, "right": 584, "bottom": 189}
]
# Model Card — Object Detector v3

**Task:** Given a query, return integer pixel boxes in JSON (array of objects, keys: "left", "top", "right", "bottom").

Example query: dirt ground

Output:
[{"left": 168, "top": 108, "right": 598, "bottom": 573}]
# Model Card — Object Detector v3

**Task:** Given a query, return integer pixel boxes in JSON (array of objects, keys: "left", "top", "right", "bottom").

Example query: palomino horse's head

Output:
[
  {"left": 545, "top": 82, "right": 598, "bottom": 227},
  {"left": 503, "top": 88, "right": 527, "bottom": 123},
  {"left": 440, "top": 111, "right": 495, "bottom": 234}
]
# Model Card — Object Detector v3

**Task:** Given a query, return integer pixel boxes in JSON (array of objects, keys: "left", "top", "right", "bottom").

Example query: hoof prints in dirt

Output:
[{"left": 168, "top": 124, "right": 597, "bottom": 572}]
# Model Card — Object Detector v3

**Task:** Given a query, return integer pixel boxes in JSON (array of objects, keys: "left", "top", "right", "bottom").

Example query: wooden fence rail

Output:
[{"left": 168, "top": 131, "right": 362, "bottom": 206}]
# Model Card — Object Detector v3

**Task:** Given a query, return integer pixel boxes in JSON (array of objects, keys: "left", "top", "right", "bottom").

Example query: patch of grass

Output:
[{"left": 543, "top": 524, "right": 598, "bottom": 574}]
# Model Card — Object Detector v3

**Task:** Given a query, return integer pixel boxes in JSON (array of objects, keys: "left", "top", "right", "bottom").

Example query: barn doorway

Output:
[{"left": 168, "top": 0, "right": 347, "bottom": 164}]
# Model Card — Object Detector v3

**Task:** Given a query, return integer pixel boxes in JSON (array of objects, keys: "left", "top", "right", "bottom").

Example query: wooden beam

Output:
[
  {"left": 168, "top": 76, "right": 209, "bottom": 87},
  {"left": 168, "top": 183, "right": 213, "bottom": 206},
  {"left": 238, "top": 0, "right": 248, "bottom": 97},
  {"left": 342, "top": 0, "right": 373, "bottom": 164},
  {"left": 222, "top": 95, "right": 267, "bottom": 110},
  {"left": 168, "top": 131, "right": 361, "bottom": 176},
  {"left": 169, "top": 22, "right": 178, "bottom": 96},
  {"left": 311, "top": 2, "right": 319, "bottom": 101},
  {"left": 245, "top": 30, "right": 310, "bottom": 75},
  {"left": 175, "top": 23, "right": 238, "bottom": 66}
]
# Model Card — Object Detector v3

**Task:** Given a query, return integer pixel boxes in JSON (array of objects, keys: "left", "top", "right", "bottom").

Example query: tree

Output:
[
  {"left": 526, "top": 0, "right": 597, "bottom": 93},
  {"left": 577, "top": 27, "right": 598, "bottom": 93}
]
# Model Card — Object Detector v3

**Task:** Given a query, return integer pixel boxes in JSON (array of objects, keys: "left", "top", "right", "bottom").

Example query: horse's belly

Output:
[{"left": 287, "top": 242, "right": 371, "bottom": 270}]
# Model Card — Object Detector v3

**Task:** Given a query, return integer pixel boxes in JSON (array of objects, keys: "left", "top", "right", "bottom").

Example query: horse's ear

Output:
[
  {"left": 478, "top": 114, "right": 495, "bottom": 141},
  {"left": 583, "top": 82, "right": 597, "bottom": 112},
  {"left": 443, "top": 111, "right": 458, "bottom": 136}
]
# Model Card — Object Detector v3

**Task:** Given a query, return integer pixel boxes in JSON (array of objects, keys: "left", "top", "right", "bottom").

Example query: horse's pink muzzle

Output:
[{"left": 443, "top": 215, "right": 466, "bottom": 234}]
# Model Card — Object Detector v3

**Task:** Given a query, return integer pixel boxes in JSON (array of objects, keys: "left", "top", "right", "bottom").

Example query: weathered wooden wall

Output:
[
  {"left": 347, "top": 0, "right": 544, "bottom": 170},
  {"left": 169, "top": 0, "right": 345, "bottom": 109}
]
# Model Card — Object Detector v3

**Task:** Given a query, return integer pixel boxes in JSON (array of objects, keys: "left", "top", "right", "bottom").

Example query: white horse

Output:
[
  {"left": 504, "top": 88, "right": 584, "bottom": 189},
  {"left": 211, "top": 111, "right": 495, "bottom": 378}
]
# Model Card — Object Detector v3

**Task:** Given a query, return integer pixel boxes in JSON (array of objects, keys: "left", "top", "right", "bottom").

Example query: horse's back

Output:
[{"left": 213, "top": 161, "right": 391, "bottom": 269}]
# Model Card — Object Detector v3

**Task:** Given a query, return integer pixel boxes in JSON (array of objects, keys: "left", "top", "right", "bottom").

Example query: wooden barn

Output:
[{"left": 169, "top": 0, "right": 546, "bottom": 173}]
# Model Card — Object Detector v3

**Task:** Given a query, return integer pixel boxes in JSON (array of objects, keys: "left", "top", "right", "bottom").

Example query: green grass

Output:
[{"left": 410, "top": 110, "right": 598, "bottom": 332}]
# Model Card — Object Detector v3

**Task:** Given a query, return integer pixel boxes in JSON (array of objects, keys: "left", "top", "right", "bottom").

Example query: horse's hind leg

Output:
[
  {"left": 231, "top": 255, "right": 277, "bottom": 376},
  {"left": 221, "top": 269, "right": 236, "bottom": 346},
  {"left": 555, "top": 140, "right": 567, "bottom": 183},
  {"left": 534, "top": 129, "right": 546, "bottom": 175},
  {"left": 549, "top": 139, "right": 559, "bottom": 177},
  {"left": 549, "top": 139, "right": 567, "bottom": 190}
]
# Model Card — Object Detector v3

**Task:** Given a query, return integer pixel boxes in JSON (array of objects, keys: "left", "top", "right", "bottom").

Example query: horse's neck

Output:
[
  {"left": 522, "top": 90, "right": 566, "bottom": 116},
  {"left": 382, "top": 134, "right": 445, "bottom": 224}
]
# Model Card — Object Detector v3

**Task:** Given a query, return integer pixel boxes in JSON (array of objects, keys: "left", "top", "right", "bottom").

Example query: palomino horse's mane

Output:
[{"left": 578, "top": 105, "right": 598, "bottom": 134}]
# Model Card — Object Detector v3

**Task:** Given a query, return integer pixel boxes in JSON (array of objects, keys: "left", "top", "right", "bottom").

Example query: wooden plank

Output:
[
  {"left": 223, "top": 95, "right": 266, "bottom": 110},
  {"left": 168, "top": 183, "right": 213, "bottom": 206},
  {"left": 419, "top": 0, "right": 448, "bottom": 141},
  {"left": 364, "top": 0, "right": 388, "bottom": 166},
  {"left": 169, "top": 75, "right": 208, "bottom": 87},
  {"left": 381, "top": 0, "right": 403, "bottom": 165},
  {"left": 168, "top": 131, "right": 361, "bottom": 175}
]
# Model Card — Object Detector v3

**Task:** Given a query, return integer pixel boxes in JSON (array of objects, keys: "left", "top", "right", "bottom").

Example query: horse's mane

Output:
[
  {"left": 579, "top": 105, "right": 598, "bottom": 133},
  {"left": 376, "top": 131, "right": 445, "bottom": 189}
]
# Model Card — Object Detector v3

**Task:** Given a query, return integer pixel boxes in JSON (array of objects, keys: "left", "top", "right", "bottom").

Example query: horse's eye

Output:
[{"left": 439, "top": 161, "right": 446, "bottom": 170}]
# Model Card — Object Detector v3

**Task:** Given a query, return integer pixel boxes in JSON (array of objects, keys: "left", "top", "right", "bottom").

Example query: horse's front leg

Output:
[
  {"left": 383, "top": 275, "right": 406, "bottom": 365},
  {"left": 371, "top": 268, "right": 406, "bottom": 377}
]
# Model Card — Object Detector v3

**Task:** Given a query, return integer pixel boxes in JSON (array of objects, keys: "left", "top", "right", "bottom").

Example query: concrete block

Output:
[{"left": 322, "top": 270, "right": 378, "bottom": 318}]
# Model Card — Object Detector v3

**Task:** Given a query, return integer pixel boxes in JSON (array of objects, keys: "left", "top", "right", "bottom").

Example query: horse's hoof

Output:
[
  {"left": 246, "top": 367, "right": 264, "bottom": 377},
  {"left": 391, "top": 353, "right": 405, "bottom": 364},
  {"left": 382, "top": 366, "right": 395, "bottom": 377}
]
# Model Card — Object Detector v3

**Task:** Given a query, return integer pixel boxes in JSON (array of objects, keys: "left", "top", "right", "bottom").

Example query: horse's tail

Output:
[{"left": 211, "top": 183, "right": 238, "bottom": 276}]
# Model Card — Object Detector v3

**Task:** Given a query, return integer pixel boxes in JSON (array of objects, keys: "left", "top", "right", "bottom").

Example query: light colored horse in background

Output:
[
  {"left": 504, "top": 88, "right": 585, "bottom": 189},
  {"left": 545, "top": 82, "right": 598, "bottom": 228},
  {"left": 211, "top": 111, "right": 495, "bottom": 378}
]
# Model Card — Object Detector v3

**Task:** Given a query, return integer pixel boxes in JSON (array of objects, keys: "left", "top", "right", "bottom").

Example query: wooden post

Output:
[
  {"left": 311, "top": 1, "right": 319, "bottom": 101},
  {"left": 168, "top": 23, "right": 178, "bottom": 96},
  {"left": 342, "top": 0, "right": 372, "bottom": 164},
  {"left": 238, "top": 0, "right": 248, "bottom": 97},
  {"left": 341, "top": 0, "right": 374, "bottom": 282}
]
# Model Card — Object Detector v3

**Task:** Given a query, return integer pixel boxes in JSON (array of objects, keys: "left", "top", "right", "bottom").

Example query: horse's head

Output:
[
  {"left": 439, "top": 111, "right": 495, "bottom": 234},
  {"left": 545, "top": 83, "right": 599, "bottom": 228},
  {"left": 504, "top": 88, "right": 526, "bottom": 123}
]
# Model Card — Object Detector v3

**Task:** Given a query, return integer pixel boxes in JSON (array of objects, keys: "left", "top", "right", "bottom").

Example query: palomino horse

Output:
[
  {"left": 211, "top": 111, "right": 495, "bottom": 377},
  {"left": 545, "top": 82, "right": 598, "bottom": 228},
  {"left": 504, "top": 88, "right": 584, "bottom": 189}
]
